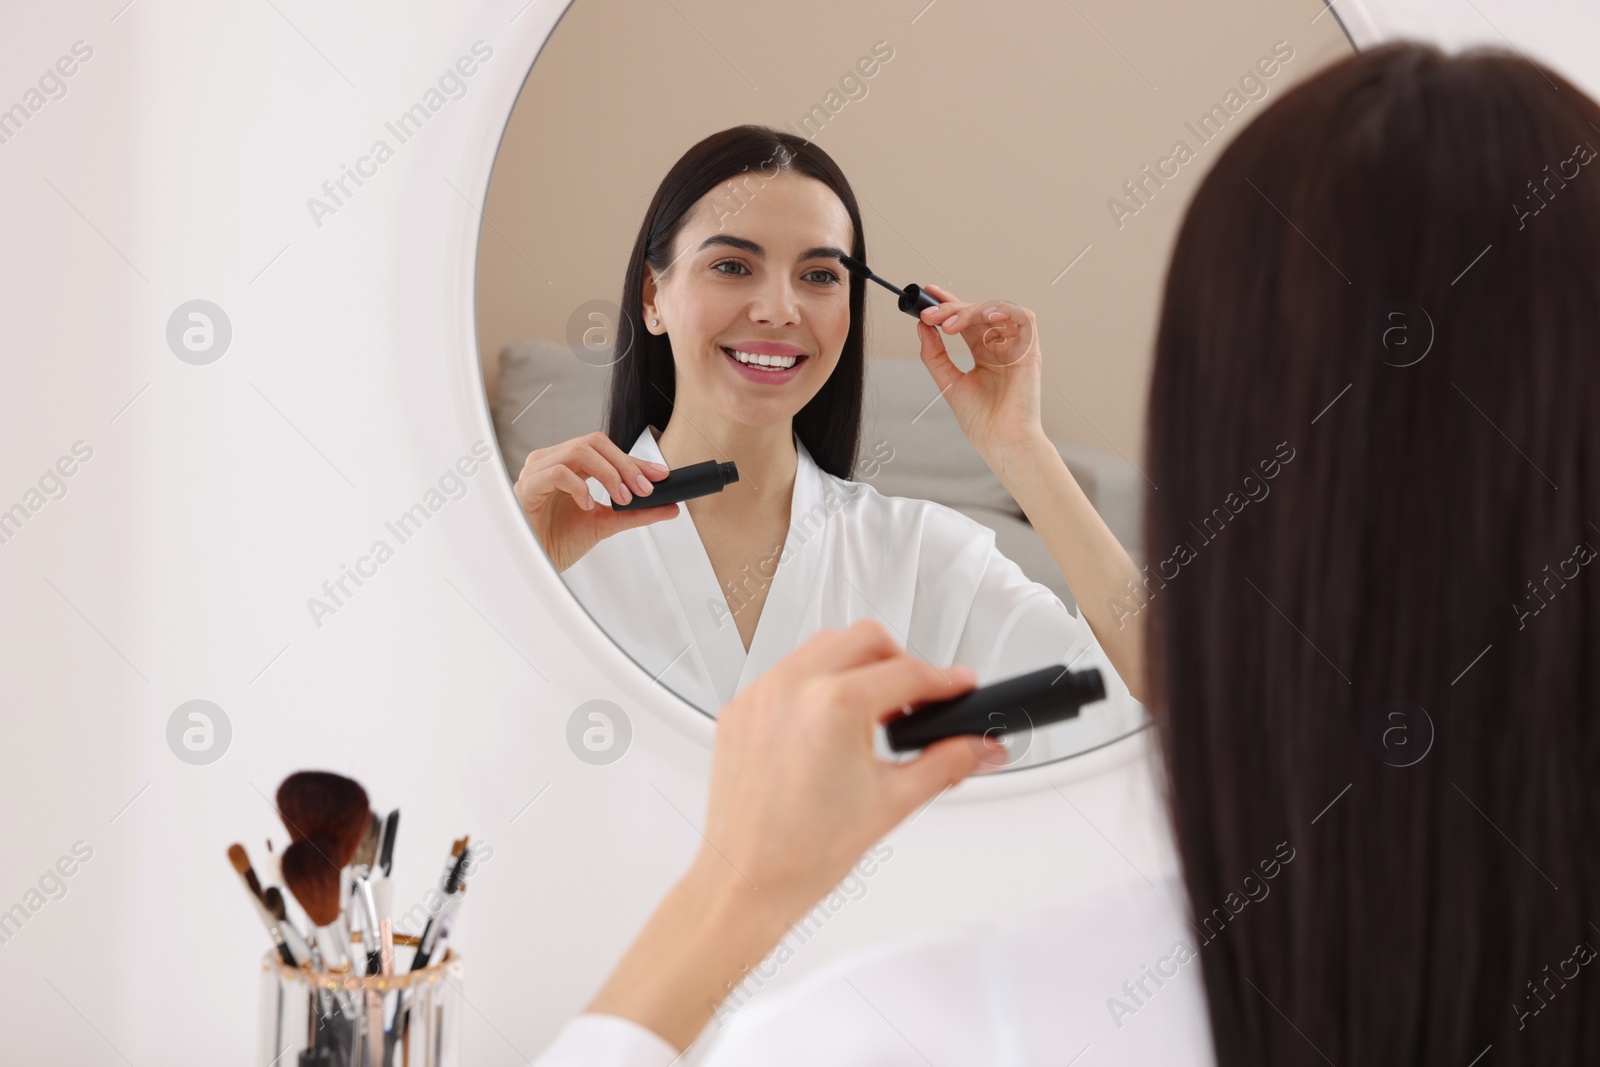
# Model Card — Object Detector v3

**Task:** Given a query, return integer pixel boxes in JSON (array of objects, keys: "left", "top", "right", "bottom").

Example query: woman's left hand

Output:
[
  {"left": 915, "top": 283, "right": 1046, "bottom": 462},
  {"left": 916, "top": 286, "right": 1149, "bottom": 707}
]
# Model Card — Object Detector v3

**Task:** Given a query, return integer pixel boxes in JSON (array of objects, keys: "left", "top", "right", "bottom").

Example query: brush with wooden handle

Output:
[
  {"left": 262, "top": 886, "right": 311, "bottom": 967},
  {"left": 228, "top": 843, "right": 298, "bottom": 967}
]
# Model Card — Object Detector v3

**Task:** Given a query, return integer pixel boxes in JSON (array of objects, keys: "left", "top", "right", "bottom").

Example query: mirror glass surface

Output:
[{"left": 474, "top": 0, "right": 1354, "bottom": 770}]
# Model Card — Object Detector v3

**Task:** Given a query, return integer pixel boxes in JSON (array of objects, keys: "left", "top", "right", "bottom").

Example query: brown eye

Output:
[{"left": 712, "top": 260, "right": 749, "bottom": 276}]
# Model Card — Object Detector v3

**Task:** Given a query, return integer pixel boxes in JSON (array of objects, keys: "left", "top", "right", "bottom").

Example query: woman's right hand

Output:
[
  {"left": 584, "top": 620, "right": 995, "bottom": 1050},
  {"left": 514, "top": 431, "right": 679, "bottom": 572}
]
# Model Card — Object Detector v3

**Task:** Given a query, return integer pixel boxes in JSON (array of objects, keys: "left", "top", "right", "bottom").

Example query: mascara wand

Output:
[{"left": 836, "top": 253, "right": 942, "bottom": 318}]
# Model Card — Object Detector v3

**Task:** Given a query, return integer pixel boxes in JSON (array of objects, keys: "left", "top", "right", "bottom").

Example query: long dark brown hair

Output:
[
  {"left": 605, "top": 125, "right": 866, "bottom": 477},
  {"left": 1148, "top": 43, "right": 1600, "bottom": 1064}
]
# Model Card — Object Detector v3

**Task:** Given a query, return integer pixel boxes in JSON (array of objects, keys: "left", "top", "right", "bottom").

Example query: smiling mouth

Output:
[{"left": 721, "top": 346, "right": 807, "bottom": 372}]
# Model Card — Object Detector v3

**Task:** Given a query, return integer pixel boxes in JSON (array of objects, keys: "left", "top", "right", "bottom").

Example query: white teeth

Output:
[{"left": 726, "top": 348, "right": 798, "bottom": 370}]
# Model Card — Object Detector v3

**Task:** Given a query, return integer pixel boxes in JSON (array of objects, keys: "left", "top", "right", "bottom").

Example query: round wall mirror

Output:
[{"left": 473, "top": 0, "right": 1355, "bottom": 771}]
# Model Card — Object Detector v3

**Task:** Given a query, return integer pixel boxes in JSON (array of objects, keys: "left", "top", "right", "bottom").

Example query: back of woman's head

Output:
[{"left": 1148, "top": 42, "right": 1600, "bottom": 1064}]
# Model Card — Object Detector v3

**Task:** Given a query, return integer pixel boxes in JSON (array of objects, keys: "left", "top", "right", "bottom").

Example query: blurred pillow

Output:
[
  {"left": 491, "top": 339, "right": 608, "bottom": 477},
  {"left": 857, "top": 357, "right": 1025, "bottom": 517}
]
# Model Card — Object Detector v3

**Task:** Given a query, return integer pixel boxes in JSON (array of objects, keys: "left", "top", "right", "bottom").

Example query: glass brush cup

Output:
[{"left": 257, "top": 933, "right": 462, "bottom": 1067}]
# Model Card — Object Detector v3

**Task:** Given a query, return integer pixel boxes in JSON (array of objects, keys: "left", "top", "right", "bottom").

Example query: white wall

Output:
[
  {"left": 1337, "top": 0, "right": 1600, "bottom": 98},
  {"left": 0, "top": 3, "right": 1176, "bottom": 1063}
]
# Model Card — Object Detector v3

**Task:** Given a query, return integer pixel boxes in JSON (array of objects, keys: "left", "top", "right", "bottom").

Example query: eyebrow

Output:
[{"left": 696, "top": 234, "right": 848, "bottom": 264}]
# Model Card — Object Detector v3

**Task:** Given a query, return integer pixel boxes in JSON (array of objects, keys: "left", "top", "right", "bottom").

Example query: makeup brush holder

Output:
[{"left": 257, "top": 943, "right": 462, "bottom": 1067}]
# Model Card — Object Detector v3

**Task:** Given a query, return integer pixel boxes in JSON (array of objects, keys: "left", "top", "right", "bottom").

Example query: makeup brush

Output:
[
  {"left": 377, "top": 810, "right": 399, "bottom": 877},
  {"left": 262, "top": 886, "right": 312, "bottom": 967},
  {"left": 378, "top": 918, "right": 395, "bottom": 976},
  {"left": 395, "top": 839, "right": 471, "bottom": 1063},
  {"left": 261, "top": 838, "right": 283, "bottom": 887},
  {"left": 836, "top": 253, "right": 941, "bottom": 317},
  {"left": 276, "top": 771, "right": 369, "bottom": 864},
  {"left": 349, "top": 813, "right": 384, "bottom": 975},
  {"left": 367, "top": 915, "right": 397, "bottom": 1065},
  {"left": 446, "top": 837, "right": 471, "bottom": 894},
  {"left": 351, "top": 813, "right": 380, "bottom": 871},
  {"left": 269, "top": 887, "right": 346, "bottom": 1065},
  {"left": 430, "top": 882, "right": 468, "bottom": 966},
  {"left": 229, "top": 844, "right": 297, "bottom": 966},
  {"left": 281, "top": 834, "right": 351, "bottom": 972},
  {"left": 373, "top": 809, "right": 400, "bottom": 934},
  {"left": 282, "top": 834, "right": 363, "bottom": 1054},
  {"left": 410, "top": 837, "right": 470, "bottom": 972},
  {"left": 229, "top": 843, "right": 267, "bottom": 901}
]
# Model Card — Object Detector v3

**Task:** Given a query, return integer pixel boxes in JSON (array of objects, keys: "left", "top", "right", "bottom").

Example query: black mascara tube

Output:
[
  {"left": 613, "top": 459, "right": 739, "bottom": 511},
  {"left": 885, "top": 665, "right": 1106, "bottom": 752}
]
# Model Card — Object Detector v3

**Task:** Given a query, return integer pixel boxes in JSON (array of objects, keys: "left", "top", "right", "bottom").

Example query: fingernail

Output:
[
  {"left": 649, "top": 461, "right": 669, "bottom": 473},
  {"left": 617, "top": 485, "right": 632, "bottom": 504},
  {"left": 634, "top": 474, "right": 652, "bottom": 494}
]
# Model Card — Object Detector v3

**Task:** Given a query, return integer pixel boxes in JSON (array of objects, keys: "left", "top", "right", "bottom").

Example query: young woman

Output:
[
  {"left": 515, "top": 126, "right": 1147, "bottom": 754},
  {"left": 530, "top": 43, "right": 1600, "bottom": 1065}
]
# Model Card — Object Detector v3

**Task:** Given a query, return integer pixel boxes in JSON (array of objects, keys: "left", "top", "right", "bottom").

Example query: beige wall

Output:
[{"left": 475, "top": 0, "right": 1351, "bottom": 460}]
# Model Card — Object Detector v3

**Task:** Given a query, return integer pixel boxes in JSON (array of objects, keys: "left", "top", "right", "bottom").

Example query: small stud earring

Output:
[{"left": 650, "top": 318, "right": 659, "bottom": 327}]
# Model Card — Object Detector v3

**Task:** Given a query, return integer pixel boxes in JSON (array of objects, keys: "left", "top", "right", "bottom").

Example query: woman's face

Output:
[{"left": 644, "top": 172, "right": 854, "bottom": 430}]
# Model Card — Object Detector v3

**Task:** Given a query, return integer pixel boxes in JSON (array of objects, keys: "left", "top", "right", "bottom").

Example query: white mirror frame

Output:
[{"left": 433, "top": 0, "right": 1161, "bottom": 803}]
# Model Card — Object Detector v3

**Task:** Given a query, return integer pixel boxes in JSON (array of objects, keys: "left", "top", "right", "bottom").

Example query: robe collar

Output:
[{"left": 626, "top": 424, "right": 831, "bottom": 707}]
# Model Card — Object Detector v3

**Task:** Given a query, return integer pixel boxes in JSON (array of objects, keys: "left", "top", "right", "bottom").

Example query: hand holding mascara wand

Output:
[
  {"left": 887, "top": 270, "right": 1150, "bottom": 703},
  {"left": 835, "top": 254, "right": 1042, "bottom": 446},
  {"left": 839, "top": 255, "right": 1150, "bottom": 704}
]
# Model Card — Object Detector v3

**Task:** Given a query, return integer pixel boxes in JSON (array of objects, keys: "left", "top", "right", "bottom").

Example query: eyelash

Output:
[{"left": 711, "top": 260, "right": 841, "bottom": 286}]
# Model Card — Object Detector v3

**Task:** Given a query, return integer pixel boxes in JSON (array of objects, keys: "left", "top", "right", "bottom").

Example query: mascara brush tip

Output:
[{"left": 835, "top": 253, "right": 904, "bottom": 297}]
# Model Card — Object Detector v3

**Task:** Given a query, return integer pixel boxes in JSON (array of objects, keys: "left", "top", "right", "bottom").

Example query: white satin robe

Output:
[
  {"left": 528, "top": 876, "right": 1210, "bottom": 1067},
  {"left": 560, "top": 427, "right": 1145, "bottom": 765}
]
